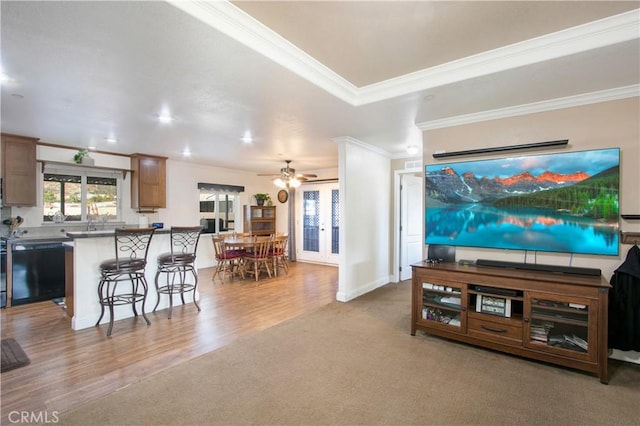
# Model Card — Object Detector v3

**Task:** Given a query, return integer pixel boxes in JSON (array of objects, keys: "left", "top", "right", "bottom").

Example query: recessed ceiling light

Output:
[
  {"left": 87, "top": 146, "right": 97, "bottom": 151},
  {"left": 105, "top": 137, "right": 118, "bottom": 143},
  {"left": 182, "top": 148, "right": 191, "bottom": 157},
  {"left": 241, "top": 131, "right": 253, "bottom": 143}
]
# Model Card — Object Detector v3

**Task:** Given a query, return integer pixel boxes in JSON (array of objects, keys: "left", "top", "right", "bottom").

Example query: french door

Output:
[{"left": 295, "top": 183, "right": 339, "bottom": 265}]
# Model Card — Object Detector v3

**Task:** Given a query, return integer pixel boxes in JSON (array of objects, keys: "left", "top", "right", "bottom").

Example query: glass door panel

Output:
[
  {"left": 296, "top": 183, "right": 339, "bottom": 264},
  {"left": 524, "top": 292, "right": 595, "bottom": 361}
]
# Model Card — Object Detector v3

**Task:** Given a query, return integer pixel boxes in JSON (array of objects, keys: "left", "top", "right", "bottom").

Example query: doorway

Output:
[
  {"left": 295, "top": 183, "right": 339, "bottom": 265},
  {"left": 394, "top": 169, "right": 423, "bottom": 281}
]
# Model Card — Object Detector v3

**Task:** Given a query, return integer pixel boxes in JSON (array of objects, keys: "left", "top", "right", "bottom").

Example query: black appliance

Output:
[
  {"left": 10, "top": 241, "right": 66, "bottom": 306},
  {"left": 1, "top": 239, "right": 6, "bottom": 308}
]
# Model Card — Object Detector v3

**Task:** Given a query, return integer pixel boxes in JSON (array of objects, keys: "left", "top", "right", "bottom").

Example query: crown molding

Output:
[
  {"left": 168, "top": 3, "right": 640, "bottom": 108},
  {"left": 167, "top": 0, "right": 358, "bottom": 103},
  {"left": 333, "top": 136, "right": 392, "bottom": 158},
  {"left": 356, "top": 9, "right": 640, "bottom": 105},
  {"left": 417, "top": 85, "right": 639, "bottom": 131}
]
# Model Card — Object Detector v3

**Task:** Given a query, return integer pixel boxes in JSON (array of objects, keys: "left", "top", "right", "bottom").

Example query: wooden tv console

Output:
[{"left": 411, "top": 261, "right": 610, "bottom": 383}]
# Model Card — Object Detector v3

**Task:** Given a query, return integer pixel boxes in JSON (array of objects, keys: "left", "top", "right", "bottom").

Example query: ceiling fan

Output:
[{"left": 258, "top": 160, "right": 317, "bottom": 188}]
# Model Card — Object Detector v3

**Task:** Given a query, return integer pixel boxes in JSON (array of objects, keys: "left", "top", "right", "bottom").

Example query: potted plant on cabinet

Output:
[
  {"left": 73, "top": 149, "right": 94, "bottom": 165},
  {"left": 254, "top": 193, "right": 271, "bottom": 206}
]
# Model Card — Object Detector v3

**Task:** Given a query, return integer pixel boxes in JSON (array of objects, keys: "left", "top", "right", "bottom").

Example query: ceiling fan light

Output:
[
  {"left": 289, "top": 178, "right": 301, "bottom": 188},
  {"left": 406, "top": 144, "right": 420, "bottom": 155},
  {"left": 274, "top": 178, "right": 286, "bottom": 188}
]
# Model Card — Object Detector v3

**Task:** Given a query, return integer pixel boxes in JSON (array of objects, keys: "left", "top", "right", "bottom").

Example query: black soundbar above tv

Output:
[{"left": 476, "top": 259, "right": 601, "bottom": 276}]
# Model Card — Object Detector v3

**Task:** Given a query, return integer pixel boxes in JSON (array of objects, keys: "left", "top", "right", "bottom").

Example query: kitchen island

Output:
[{"left": 66, "top": 229, "right": 200, "bottom": 331}]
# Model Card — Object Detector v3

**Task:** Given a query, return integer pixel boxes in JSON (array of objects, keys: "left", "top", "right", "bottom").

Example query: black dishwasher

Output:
[{"left": 11, "top": 241, "right": 66, "bottom": 306}]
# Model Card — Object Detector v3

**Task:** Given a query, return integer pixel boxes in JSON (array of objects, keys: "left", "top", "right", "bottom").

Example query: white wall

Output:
[{"left": 336, "top": 138, "right": 391, "bottom": 302}]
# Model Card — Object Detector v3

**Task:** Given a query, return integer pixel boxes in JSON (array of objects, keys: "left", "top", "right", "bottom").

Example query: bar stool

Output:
[
  {"left": 96, "top": 228, "right": 156, "bottom": 337},
  {"left": 153, "top": 226, "right": 203, "bottom": 319}
]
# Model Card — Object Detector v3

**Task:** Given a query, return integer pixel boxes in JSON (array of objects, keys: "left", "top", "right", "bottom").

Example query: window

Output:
[
  {"left": 197, "top": 182, "right": 244, "bottom": 234},
  {"left": 199, "top": 193, "right": 238, "bottom": 233},
  {"left": 43, "top": 166, "right": 121, "bottom": 222}
]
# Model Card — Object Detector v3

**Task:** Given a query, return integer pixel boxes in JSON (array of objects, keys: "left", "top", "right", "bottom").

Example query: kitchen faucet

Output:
[{"left": 86, "top": 216, "right": 97, "bottom": 231}]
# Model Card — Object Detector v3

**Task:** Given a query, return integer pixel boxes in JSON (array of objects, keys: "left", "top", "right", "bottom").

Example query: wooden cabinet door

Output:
[
  {"left": 1, "top": 134, "right": 38, "bottom": 206},
  {"left": 243, "top": 205, "right": 276, "bottom": 235},
  {"left": 414, "top": 276, "right": 467, "bottom": 333},
  {"left": 523, "top": 291, "right": 596, "bottom": 363},
  {"left": 131, "top": 154, "right": 166, "bottom": 208}
]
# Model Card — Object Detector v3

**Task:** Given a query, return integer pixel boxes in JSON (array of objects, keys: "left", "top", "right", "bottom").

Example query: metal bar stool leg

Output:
[
  {"left": 153, "top": 269, "right": 162, "bottom": 313},
  {"left": 96, "top": 278, "right": 106, "bottom": 326},
  {"left": 140, "top": 275, "right": 151, "bottom": 325},
  {"left": 191, "top": 268, "right": 201, "bottom": 312}
]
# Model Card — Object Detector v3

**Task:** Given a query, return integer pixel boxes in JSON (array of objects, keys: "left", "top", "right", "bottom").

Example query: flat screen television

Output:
[{"left": 425, "top": 147, "right": 620, "bottom": 256}]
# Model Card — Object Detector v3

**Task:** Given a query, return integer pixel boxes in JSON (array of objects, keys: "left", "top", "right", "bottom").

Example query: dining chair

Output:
[
  {"left": 270, "top": 234, "right": 289, "bottom": 276},
  {"left": 243, "top": 236, "right": 272, "bottom": 281},
  {"left": 153, "top": 226, "right": 203, "bottom": 319},
  {"left": 212, "top": 235, "right": 245, "bottom": 281}
]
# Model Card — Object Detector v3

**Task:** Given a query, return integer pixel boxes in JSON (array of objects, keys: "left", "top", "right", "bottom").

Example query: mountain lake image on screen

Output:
[{"left": 425, "top": 147, "right": 620, "bottom": 256}]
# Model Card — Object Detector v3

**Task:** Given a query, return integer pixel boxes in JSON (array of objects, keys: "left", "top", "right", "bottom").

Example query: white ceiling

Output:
[{"left": 1, "top": 1, "right": 638, "bottom": 176}]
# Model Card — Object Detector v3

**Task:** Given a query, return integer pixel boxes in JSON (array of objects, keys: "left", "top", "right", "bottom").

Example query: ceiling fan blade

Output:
[{"left": 258, "top": 161, "right": 317, "bottom": 181}]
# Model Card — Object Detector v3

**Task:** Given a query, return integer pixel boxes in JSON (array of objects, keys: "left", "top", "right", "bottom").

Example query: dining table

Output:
[
  {"left": 222, "top": 235, "right": 273, "bottom": 280},
  {"left": 223, "top": 235, "right": 269, "bottom": 250}
]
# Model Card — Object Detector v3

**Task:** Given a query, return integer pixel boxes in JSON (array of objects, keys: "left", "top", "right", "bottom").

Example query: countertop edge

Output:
[{"left": 66, "top": 228, "right": 171, "bottom": 239}]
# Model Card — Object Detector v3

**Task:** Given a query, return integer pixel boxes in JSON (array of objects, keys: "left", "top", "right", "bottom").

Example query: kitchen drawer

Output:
[{"left": 468, "top": 311, "right": 522, "bottom": 345}]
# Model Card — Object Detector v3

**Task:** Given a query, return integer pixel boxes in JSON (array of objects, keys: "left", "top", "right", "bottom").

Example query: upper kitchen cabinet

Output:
[
  {"left": 130, "top": 153, "right": 167, "bottom": 209},
  {"left": 1, "top": 133, "right": 38, "bottom": 206}
]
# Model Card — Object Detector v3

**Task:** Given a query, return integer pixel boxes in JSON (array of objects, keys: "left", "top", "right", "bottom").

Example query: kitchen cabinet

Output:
[
  {"left": 130, "top": 153, "right": 167, "bottom": 209},
  {"left": 1, "top": 133, "right": 38, "bottom": 206}
]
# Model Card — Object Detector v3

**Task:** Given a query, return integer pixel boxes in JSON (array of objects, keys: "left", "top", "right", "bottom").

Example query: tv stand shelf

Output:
[{"left": 411, "top": 261, "right": 610, "bottom": 383}]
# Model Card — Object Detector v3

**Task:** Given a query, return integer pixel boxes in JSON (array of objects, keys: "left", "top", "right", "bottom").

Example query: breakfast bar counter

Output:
[{"left": 66, "top": 229, "right": 198, "bottom": 331}]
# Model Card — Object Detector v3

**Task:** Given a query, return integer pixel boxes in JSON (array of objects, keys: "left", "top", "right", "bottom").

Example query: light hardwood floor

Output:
[{"left": 0, "top": 262, "right": 338, "bottom": 422}]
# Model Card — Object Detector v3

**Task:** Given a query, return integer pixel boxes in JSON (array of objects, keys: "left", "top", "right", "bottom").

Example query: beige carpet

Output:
[{"left": 59, "top": 282, "right": 639, "bottom": 425}]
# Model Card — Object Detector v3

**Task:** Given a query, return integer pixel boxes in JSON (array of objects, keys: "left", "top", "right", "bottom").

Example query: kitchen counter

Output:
[
  {"left": 66, "top": 228, "right": 170, "bottom": 239},
  {"left": 4, "top": 236, "right": 71, "bottom": 245},
  {"left": 65, "top": 228, "right": 193, "bottom": 331}
]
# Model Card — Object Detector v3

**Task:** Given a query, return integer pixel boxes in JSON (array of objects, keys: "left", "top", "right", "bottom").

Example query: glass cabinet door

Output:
[
  {"left": 524, "top": 292, "right": 595, "bottom": 361},
  {"left": 418, "top": 281, "right": 466, "bottom": 331}
]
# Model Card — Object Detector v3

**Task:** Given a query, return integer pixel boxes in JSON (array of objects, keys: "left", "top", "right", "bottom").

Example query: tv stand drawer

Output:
[{"left": 468, "top": 312, "right": 522, "bottom": 345}]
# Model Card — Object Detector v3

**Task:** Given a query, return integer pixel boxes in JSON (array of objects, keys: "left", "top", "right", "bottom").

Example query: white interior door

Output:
[
  {"left": 400, "top": 174, "right": 423, "bottom": 280},
  {"left": 296, "top": 183, "right": 339, "bottom": 265}
]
